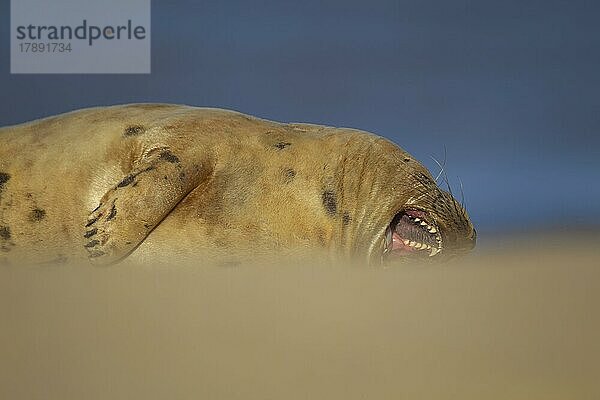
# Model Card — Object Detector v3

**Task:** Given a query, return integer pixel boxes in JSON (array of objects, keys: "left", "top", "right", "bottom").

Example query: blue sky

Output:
[{"left": 1, "top": 0, "right": 598, "bottom": 237}]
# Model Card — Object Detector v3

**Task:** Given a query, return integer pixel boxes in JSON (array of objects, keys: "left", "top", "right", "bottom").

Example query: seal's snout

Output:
[
  {"left": 433, "top": 191, "right": 477, "bottom": 258},
  {"left": 381, "top": 191, "right": 476, "bottom": 263}
]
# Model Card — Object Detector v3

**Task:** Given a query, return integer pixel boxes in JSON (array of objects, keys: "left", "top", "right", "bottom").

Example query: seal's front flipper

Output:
[{"left": 83, "top": 147, "right": 210, "bottom": 265}]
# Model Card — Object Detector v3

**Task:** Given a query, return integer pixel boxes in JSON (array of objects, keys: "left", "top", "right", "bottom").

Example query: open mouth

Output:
[{"left": 384, "top": 209, "right": 442, "bottom": 258}]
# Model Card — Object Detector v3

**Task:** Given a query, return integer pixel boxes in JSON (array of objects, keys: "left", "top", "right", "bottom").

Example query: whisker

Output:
[
  {"left": 438, "top": 146, "right": 452, "bottom": 195},
  {"left": 458, "top": 175, "right": 465, "bottom": 209},
  {"left": 438, "top": 146, "right": 464, "bottom": 220},
  {"left": 430, "top": 156, "right": 445, "bottom": 183},
  {"left": 411, "top": 147, "right": 471, "bottom": 228}
]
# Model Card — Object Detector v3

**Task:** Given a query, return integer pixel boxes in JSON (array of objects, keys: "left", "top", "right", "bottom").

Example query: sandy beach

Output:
[{"left": 1, "top": 232, "right": 598, "bottom": 399}]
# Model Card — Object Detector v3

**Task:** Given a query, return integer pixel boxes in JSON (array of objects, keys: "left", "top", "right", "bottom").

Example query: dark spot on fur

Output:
[
  {"left": 85, "top": 216, "right": 99, "bottom": 227},
  {"left": 117, "top": 166, "right": 155, "bottom": 188},
  {"left": 106, "top": 202, "right": 117, "bottom": 221},
  {"left": 403, "top": 157, "right": 411, "bottom": 162},
  {"left": 124, "top": 125, "right": 146, "bottom": 137},
  {"left": 29, "top": 208, "right": 46, "bottom": 222},
  {"left": 0, "top": 226, "right": 11, "bottom": 240},
  {"left": 274, "top": 142, "right": 292, "bottom": 150},
  {"left": 283, "top": 168, "right": 296, "bottom": 182},
  {"left": 88, "top": 250, "right": 105, "bottom": 258},
  {"left": 321, "top": 190, "right": 337, "bottom": 217},
  {"left": 179, "top": 171, "right": 186, "bottom": 180},
  {"left": 84, "top": 228, "right": 97, "bottom": 238},
  {"left": 117, "top": 175, "right": 135, "bottom": 188},
  {"left": 84, "top": 240, "right": 100, "bottom": 248},
  {"left": 143, "top": 223, "right": 151, "bottom": 229},
  {"left": 0, "top": 172, "right": 10, "bottom": 196},
  {"left": 342, "top": 211, "right": 351, "bottom": 226},
  {"left": 159, "top": 150, "right": 180, "bottom": 163},
  {"left": 0, "top": 226, "right": 13, "bottom": 252}
]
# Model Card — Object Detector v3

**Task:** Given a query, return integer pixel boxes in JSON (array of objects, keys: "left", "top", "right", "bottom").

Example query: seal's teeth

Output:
[
  {"left": 414, "top": 218, "right": 420, "bottom": 222},
  {"left": 429, "top": 227, "right": 437, "bottom": 233},
  {"left": 429, "top": 247, "right": 441, "bottom": 257},
  {"left": 402, "top": 239, "right": 410, "bottom": 245},
  {"left": 420, "top": 221, "right": 427, "bottom": 226},
  {"left": 409, "top": 241, "right": 416, "bottom": 247}
]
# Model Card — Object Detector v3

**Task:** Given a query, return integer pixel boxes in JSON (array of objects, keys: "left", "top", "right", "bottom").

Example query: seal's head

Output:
[
  {"left": 379, "top": 148, "right": 475, "bottom": 264},
  {"left": 338, "top": 135, "right": 476, "bottom": 265}
]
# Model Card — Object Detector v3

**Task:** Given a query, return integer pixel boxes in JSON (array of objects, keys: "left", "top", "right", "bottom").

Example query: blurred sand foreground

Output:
[{"left": 1, "top": 235, "right": 599, "bottom": 400}]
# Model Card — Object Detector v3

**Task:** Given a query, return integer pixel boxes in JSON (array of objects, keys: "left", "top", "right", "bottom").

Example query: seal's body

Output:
[{"left": 0, "top": 104, "right": 475, "bottom": 266}]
